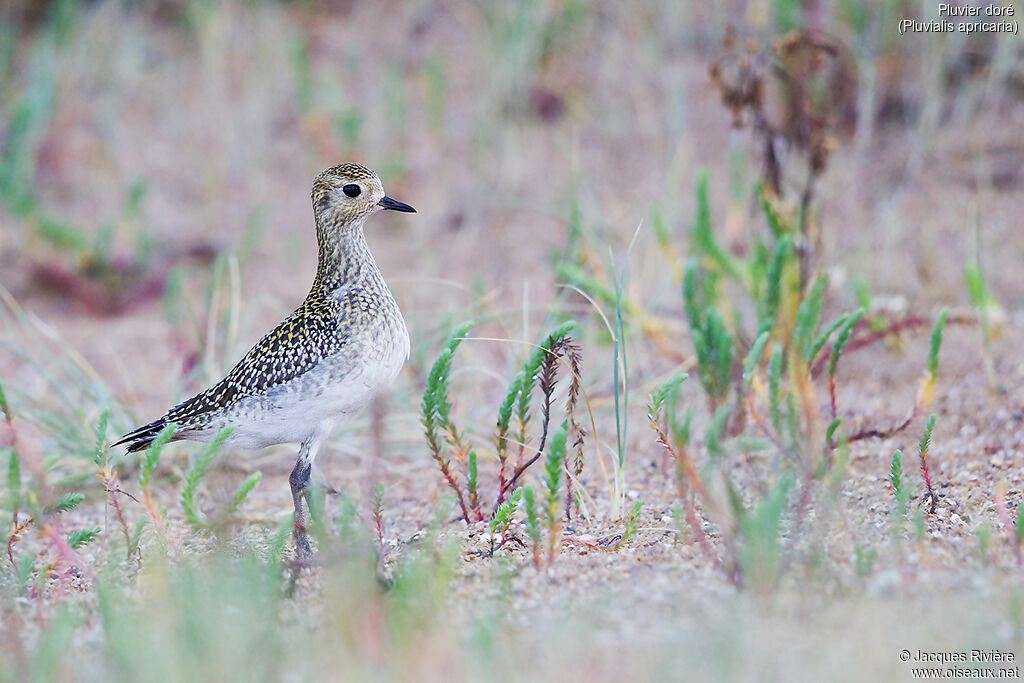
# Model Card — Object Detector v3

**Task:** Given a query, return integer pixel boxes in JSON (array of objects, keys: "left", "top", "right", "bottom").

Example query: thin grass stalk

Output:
[
  {"left": 612, "top": 271, "right": 627, "bottom": 519},
  {"left": 918, "top": 415, "right": 938, "bottom": 513}
]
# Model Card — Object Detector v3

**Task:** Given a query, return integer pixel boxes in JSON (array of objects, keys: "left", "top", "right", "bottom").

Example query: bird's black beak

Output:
[{"left": 378, "top": 196, "right": 416, "bottom": 213}]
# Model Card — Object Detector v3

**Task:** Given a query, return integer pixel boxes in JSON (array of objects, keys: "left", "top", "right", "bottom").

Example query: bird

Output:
[{"left": 113, "top": 163, "right": 415, "bottom": 557}]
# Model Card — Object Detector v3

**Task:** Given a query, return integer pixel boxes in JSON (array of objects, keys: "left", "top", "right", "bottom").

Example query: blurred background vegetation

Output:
[{"left": 1, "top": 0, "right": 1022, "bottom": 680}]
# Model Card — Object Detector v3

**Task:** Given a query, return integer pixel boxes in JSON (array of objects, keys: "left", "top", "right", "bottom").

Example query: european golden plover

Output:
[{"left": 114, "top": 164, "right": 415, "bottom": 556}]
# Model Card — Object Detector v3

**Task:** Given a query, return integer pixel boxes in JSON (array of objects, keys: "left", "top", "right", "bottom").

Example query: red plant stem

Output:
[
  {"left": 660, "top": 434, "right": 672, "bottom": 477},
  {"left": 100, "top": 468, "right": 133, "bottom": 554},
  {"left": 7, "top": 519, "right": 30, "bottom": 567},
  {"left": 38, "top": 521, "right": 96, "bottom": 584},
  {"left": 435, "top": 456, "right": 470, "bottom": 523},
  {"left": 495, "top": 449, "right": 508, "bottom": 508},
  {"left": 652, "top": 421, "right": 708, "bottom": 502},
  {"left": 649, "top": 415, "right": 718, "bottom": 566},
  {"left": 490, "top": 532, "right": 525, "bottom": 555},
  {"left": 427, "top": 423, "right": 471, "bottom": 523},
  {"left": 466, "top": 479, "right": 482, "bottom": 522},
  {"left": 547, "top": 522, "right": 561, "bottom": 568},
  {"left": 811, "top": 313, "right": 973, "bottom": 378},
  {"left": 682, "top": 497, "right": 717, "bottom": 564},
  {"left": 829, "top": 375, "right": 838, "bottom": 421},
  {"left": 843, "top": 403, "right": 917, "bottom": 445},
  {"left": 919, "top": 445, "right": 937, "bottom": 514},
  {"left": 441, "top": 426, "right": 482, "bottom": 522},
  {"left": 514, "top": 442, "right": 526, "bottom": 475},
  {"left": 442, "top": 426, "right": 469, "bottom": 462},
  {"left": 472, "top": 492, "right": 484, "bottom": 522},
  {"left": 812, "top": 316, "right": 928, "bottom": 376},
  {"left": 501, "top": 532, "right": 518, "bottom": 549}
]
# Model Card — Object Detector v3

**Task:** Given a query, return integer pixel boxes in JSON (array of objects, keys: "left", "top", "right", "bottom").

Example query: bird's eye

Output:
[{"left": 342, "top": 184, "right": 361, "bottom": 198}]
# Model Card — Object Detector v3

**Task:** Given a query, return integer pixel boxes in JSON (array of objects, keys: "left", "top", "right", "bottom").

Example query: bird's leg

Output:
[
  {"left": 289, "top": 441, "right": 314, "bottom": 559},
  {"left": 288, "top": 422, "right": 333, "bottom": 560}
]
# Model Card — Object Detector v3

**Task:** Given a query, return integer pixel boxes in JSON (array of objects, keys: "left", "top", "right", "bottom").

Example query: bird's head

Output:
[{"left": 311, "top": 163, "right": 415, "bottom": 227}]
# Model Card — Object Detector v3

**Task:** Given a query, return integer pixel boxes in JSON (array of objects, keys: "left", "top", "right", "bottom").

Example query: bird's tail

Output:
[{"left": 111, "top": 418, "right": 177, "bottom": 453}]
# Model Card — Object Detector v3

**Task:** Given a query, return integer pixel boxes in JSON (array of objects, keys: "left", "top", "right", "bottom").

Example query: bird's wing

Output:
[{"left": 114, "top": 304, "right": 339, "bottom": 451}]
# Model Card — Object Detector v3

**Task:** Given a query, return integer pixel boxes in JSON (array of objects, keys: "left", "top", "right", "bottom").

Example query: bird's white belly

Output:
[{"left": 218, "top": 325, "right": 408, "bottom": 449}]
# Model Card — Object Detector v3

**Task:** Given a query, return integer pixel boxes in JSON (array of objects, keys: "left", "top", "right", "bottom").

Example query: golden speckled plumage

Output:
[{"left": 114, "top": 164, "right": 415, "bottom": 556}]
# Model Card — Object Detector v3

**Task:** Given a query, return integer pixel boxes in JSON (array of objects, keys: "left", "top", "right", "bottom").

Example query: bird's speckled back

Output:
[{"left": 116, "top": 164, "right": 410, "bottom": 449}]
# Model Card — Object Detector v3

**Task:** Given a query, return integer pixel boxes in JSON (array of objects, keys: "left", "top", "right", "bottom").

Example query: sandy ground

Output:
[{"left": 1, "top": 2, "right": 1024, "bottom": 679}]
